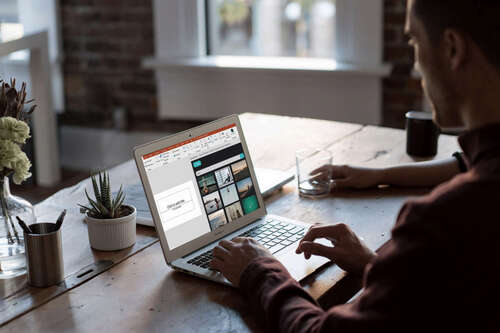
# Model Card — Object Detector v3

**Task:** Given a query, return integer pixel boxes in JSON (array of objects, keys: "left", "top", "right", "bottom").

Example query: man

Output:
[{"left": 211, "top": 1, "right": 500, "bottom": 331}]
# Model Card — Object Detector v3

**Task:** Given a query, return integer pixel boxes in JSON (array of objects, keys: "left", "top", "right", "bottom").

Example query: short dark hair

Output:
[{"left": 413, "top": 0, "right": 500, "bottom": 67}]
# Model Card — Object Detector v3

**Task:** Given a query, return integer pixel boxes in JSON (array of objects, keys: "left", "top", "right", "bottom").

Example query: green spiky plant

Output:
[{"left": 79, "top": 171, "right": 130, "bottom": 219}]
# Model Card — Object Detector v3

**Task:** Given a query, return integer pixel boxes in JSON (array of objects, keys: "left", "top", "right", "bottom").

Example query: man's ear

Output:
[{"left": 443, "top": 28, "right": 467, "bottom": 71}]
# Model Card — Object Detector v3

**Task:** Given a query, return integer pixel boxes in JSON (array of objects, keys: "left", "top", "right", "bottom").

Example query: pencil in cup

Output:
[{"left": 24, "top": 223, "right": 64, "bottom": 287}]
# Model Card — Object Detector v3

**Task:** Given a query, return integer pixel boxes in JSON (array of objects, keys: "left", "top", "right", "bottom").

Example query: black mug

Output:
[{"left": 406, "top": 111, "right": 440, "bottom": 157}]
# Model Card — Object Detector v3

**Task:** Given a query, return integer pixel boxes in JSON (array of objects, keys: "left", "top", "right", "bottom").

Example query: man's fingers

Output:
[
  {"left": 309, "top": 165, "right": 335, "bottom": 184},
  {"left": 298, "top": 241, "right": 335, "bottom": 260},
  {"left": 213, "top": 245, "right": 230, "bottom": 260},
  {"left": 231, "top": 237, "right": 251, "bottom": 243},
  {"left": 300, "top": 224, "right": 342, "bottom": 243},
  {"left": 297, "top": 223, "right": 350, "bottom": 252},
  {"left": 299, "top": 225, "right": 325, "bottom": 244},
  {"left": 210, "top": 257, "right": 224, "bottom": 270},
  {"left": 219, "top": 240, "right": 236, "bottom": 250},
  {"left": 310, "top": 165, "right": 330, "bottom": 177}
]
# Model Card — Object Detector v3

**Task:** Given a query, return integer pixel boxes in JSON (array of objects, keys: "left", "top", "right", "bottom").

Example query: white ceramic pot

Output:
[{"left": 85, "top": 205, "right": 137, "bottom": 251}]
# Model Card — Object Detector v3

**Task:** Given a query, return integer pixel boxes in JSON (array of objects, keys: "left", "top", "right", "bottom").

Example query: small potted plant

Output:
[{"left": 79, "top": 171, "right": 136, "bottom": 251}]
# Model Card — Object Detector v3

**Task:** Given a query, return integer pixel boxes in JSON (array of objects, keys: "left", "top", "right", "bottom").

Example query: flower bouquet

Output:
[{"left": 0, "top": 78, "right": 35, "bottom": 245}]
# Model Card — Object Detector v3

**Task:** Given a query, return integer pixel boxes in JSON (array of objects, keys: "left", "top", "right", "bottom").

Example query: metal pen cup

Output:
[{"left": 24, "top": 223, "right": 64, "bottom": 288}]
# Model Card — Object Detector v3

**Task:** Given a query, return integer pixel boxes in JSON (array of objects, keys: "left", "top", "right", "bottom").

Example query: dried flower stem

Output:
[
  {"left": 0, "top": 181, "right": 15, "bottom": 244},
  {"left": 0, "top": 79, "right": 37, "bottom": 120}
]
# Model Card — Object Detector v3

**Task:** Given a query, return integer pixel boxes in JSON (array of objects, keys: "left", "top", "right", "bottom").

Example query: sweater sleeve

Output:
[
  {"left": 239, "top": 256, "right": 327, "bottom": 332},
  {"left": 238, "top": 202, "right": 449, "bottom": 333}
]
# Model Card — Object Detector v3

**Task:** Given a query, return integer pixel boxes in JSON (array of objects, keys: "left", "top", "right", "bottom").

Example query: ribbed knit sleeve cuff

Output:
[
  {"left": 239, "top": 256, "right": 320, "bottom": 331},
  {"left": 240, "top": 256, "right": 291, "bottom": 294},
  {"left": 239, "top": 257, "right": 294, "bottom": 328}
]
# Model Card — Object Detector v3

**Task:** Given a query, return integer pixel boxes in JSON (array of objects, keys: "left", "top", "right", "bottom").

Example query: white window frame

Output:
[
  {"left": 0, "top": 0, "right": 62, "bottom": 186},
  {"left": 147, "top": 0, "right": 391, "bottom": 125},
  {"left": 1, "top": 0, "right": 64, "bottom": 112},
  {"left": 0, "top": 32, "right": 61, "bottom": 186}
]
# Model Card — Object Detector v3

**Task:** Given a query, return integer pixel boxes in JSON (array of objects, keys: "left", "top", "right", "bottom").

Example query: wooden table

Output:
[{"left": 0, "top": 113, "right": 460, "bottom": 332}]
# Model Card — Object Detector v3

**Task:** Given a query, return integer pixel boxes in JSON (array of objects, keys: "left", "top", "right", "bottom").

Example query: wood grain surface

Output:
[
  {"left": 0, "top": 162, "right": 158, "bottom": 325},
  {"left": 1, "top": 113, "right": 461, "bottom": 332}
]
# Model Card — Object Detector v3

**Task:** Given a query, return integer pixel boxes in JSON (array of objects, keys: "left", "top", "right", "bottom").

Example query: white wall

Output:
[
  {"left": 60, "top": 127, "right": 167, "bottom": 170},
  {"left": 157, "top": 68, "right": 382, "bottom": 124}
]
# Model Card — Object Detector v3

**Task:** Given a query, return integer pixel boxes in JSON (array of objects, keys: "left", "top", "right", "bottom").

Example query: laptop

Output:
[
  {"left": 133, "top": 115, "right": 329, "bottom": 285},
  {"left": 256, "top": 168, "right": 294, "bottom": 198},
  {"left": 118, "top": 168, "right": 294, "bottom": 227}
]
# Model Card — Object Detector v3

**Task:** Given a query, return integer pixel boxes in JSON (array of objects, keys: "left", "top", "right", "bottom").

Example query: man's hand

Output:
[
  {"left": 210, "top": 237, "right": 275, "bottom": 286},
  {"left": 296, "top": 223, "right": 376, "bottom": 275},
  {"left": 312, "top": 165, "right": 383, "bottom": 190}
]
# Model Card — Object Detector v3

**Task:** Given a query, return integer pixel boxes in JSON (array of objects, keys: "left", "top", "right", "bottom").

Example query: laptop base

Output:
[{"left": 172, "top": 214, "right": 330, "bottom": 286}]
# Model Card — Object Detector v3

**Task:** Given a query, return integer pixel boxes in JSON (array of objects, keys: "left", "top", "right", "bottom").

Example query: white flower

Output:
[
  {"left": 0, "top": 139, "right": 32, "bottom": 184},
  {"left": 0, "top": 139, "right": 23, "bottom": 170},
  {"left": 12, "top": 152, "right": 32, "bottom": 185},
  {"left": 0, "top": 117, "right": 31, "bottom": 144}
]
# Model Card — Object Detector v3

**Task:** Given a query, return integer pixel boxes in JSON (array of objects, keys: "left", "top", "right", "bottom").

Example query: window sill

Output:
[
  {"left": 0, "top": 55, "right": 29, "bottom": 65},
  {"left": 143, "top": 56, "right": 392, "bottom": 77}
]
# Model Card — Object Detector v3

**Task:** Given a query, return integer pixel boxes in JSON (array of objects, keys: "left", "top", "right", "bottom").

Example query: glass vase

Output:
[{"left": 0, "top": 176, "right": 36, "bottom": 279}]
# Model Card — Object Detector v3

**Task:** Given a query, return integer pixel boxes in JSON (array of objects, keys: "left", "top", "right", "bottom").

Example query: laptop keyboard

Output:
[{"left": 187, "top": 217, "right": 307, "bottom": 269}]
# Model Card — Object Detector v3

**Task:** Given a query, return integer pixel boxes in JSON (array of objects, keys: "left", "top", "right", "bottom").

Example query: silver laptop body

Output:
[{"left": 133, "top": 115, "right": 328, "bottom": 285}]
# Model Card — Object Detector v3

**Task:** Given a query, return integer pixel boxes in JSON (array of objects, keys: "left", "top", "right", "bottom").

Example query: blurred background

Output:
[{"left": 0, "top": 0, "right": 422, "bottom": 201}]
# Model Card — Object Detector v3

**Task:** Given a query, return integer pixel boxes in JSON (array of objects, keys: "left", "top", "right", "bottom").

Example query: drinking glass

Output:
[{"left": 296, "top": 148, "right": 332, "bottom": 198}]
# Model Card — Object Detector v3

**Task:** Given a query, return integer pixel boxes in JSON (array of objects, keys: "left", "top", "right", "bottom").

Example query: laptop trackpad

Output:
[{"left": 277, "top": 240, "right": 332, "bottom": 282}]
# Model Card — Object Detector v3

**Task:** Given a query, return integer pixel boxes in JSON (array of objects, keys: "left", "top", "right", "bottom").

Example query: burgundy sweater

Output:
[{"left": 240, "top": 124, "right": 500, "bottom": 332}]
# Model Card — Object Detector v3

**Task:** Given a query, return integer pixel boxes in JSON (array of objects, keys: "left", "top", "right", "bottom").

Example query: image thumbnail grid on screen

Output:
[{"left": 193, "top": 146, "right": 259, "bottom": 231}]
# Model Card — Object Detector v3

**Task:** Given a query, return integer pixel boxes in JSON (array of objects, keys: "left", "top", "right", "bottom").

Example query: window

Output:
[
  {"left": 149, "top": 0, "right": 388, "bottom": 124},
  {"left": 0, "top": 0, "right": 26, "bottom": 60},
  {"left": 0, "top": 22, "right": 24, "bottom": 43},
  {"left": 207, "top": 0, "right": 337, "bottom": 58}
]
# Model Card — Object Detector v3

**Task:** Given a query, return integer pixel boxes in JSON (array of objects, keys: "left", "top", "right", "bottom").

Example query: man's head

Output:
[{"left": 405, "top": 0, "right": 500, "bottom": 128}]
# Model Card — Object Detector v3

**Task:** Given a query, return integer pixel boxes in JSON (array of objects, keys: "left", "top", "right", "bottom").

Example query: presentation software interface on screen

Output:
[{"left": 142, "top": 124, "right": 260, "bottom": 250}]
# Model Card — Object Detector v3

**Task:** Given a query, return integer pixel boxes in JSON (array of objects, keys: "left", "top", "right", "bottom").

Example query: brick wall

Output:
[
  {"left": 383, "top": 0, "right": 424, "bottom": 128},
  {"left": 59, "top": 0, "right": 157, "bottom": 129},
  {"left": 59, "top": 0, "right": 422, "bottom": 130}
]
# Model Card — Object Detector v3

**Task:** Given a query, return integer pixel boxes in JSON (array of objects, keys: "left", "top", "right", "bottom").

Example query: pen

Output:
[
  {"left": 16, "top": 216, "right": 32, "bottom": 234},
  {"left": 55, "top": 209, "right": 67, "bottom": 231}
]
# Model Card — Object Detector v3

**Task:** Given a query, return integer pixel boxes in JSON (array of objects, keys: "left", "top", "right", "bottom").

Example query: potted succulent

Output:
[{"left": 79, "top": 171, "right": 136, "bottom": 251}]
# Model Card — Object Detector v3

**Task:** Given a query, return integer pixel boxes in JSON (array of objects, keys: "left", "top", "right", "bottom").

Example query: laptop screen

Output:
[{"left": 142, "top": 124, "right": 260, "bottom": 250}]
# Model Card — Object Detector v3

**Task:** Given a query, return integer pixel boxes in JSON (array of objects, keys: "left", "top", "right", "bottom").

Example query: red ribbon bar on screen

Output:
[{"left": 142, "top": 124, "right": 236, "bottom": 160}]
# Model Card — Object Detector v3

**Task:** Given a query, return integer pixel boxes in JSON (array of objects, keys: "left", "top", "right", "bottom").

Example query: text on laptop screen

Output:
[{"left": 142, "top": 124, "right": 260, "bottom": 249}]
